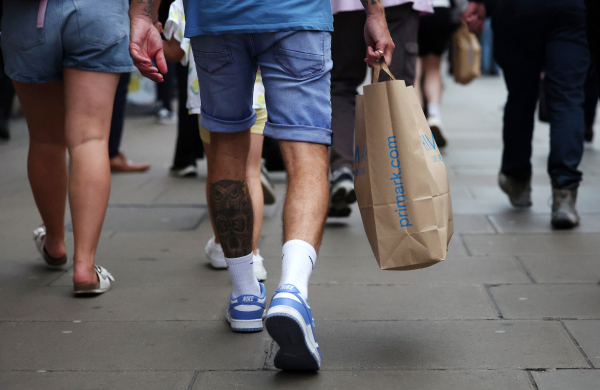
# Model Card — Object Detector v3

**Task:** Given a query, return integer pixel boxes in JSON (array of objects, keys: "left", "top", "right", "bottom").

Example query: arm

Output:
[
  {"left": 129, "top": 0, "right": 168, "bottom": 82},
  {"left": 361, "top": 0, "right": 395, "bottom": 68},
  {"left": 462, "top": 1, "right": 486, "bottom": 34},
  {"left": 163, "top": 36, "right": 186, "bottom": 63}
]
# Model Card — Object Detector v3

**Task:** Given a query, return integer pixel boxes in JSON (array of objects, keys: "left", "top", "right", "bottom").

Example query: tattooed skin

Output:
[
  {"left": 137, "top": 0, "right": 155, "bottom": 18},
  {"left": 210, "top": 180, "right": 254, "bottom": 258}
]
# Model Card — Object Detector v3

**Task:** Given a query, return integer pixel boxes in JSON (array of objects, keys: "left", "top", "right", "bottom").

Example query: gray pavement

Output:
[{"left": 1, "top": 74, "right": 600, "bottom": 390}]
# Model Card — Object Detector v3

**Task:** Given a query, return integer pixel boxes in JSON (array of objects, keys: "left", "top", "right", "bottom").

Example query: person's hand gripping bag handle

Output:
[{"left": 355, "top": 59, "right": 453, "bottom": 271}]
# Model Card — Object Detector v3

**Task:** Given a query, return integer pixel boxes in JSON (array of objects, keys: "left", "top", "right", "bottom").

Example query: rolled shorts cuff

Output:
[
  {"left": 263, "top": 123, "right": 332, "bottom": 145},
  {"left": 200, "top": 109, "right": 257, "bottom": 133}
]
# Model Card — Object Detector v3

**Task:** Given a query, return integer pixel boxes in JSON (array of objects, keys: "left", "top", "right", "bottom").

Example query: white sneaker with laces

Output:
[
  {"left": 253, "top": 250, "right": 267, "bottom": 281},
  {"left": 205, "top": 236, "right": 227, "bottom": 269}
]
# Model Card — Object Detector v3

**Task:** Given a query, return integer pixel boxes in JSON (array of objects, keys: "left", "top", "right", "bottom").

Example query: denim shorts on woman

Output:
[
  {"left": 190, "top": 31, "right": 333, "bottom": 145},
  {"left": 1, "top": 0, "right": 135, "bottom": 84}
]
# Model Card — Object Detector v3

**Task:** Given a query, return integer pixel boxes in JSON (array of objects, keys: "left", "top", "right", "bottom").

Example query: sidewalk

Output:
[{"left": 1, "top": 74, "right": 599, "bottom": 389}]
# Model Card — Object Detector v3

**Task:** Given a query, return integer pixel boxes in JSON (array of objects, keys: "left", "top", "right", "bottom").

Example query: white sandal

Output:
[
  {"left": 33, "top": 226, "right": 67, "bottom": 268},
  {"left": 73, "top": 266, "right": 114, "bottom": 295}
]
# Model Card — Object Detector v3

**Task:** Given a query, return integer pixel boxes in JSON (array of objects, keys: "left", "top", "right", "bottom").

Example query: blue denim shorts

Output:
[
  {"left": 1, "top": 0, "right": 135, "bottom": 84},
  {"left": 190, "top": 31, "right": 333, "bottom": 145}
]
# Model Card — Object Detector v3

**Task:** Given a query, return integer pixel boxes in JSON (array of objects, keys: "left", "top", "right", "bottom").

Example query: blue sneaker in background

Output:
[
  {"left": 265, "top": 284, "right": 321, "bottom": 370},
  {"left": 226, "top": 282, "right": 267, "bottom": 332}
]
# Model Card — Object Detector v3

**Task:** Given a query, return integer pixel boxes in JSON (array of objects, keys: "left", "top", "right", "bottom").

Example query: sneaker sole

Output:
[
  {"left": 430, "top": 125, "right": 447, "bottom": 148},
  {"left": 226, "top": 311, "right": 265, "bottom": 332},
  {"left": 266, "top": 309, "right": 320, "bottom": 371},
  {"left": 330, "top": 185, "right": 356, "bottom": 206}
]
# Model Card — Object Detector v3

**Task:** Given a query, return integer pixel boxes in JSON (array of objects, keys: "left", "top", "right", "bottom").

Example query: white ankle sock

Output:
[
  {"left": 279, "top": 240, "right": 316, "bottom": 300},
  {"left": 427, "top": 102, "right": 441, "bottom": 117},
  {"left": 226, "top": 252, "right": 260, "bottom": 298}
]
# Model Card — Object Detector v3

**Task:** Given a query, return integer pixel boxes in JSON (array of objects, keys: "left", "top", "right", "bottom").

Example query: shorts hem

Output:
[
  {"left": 200, "top": 109, "right": 257, "bottom": 133},
  {"left": 63, "top": 64, "right": 137, "bottom": 74},
  {"left": 263, "top": 123, "right": 332, "bottom": 145},
  {"left": 5, "top": 72, "right": 63, "bottom": 84}
]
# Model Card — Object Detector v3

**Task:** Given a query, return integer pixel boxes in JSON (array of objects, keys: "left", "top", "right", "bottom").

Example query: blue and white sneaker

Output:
[
  {"left": 226, "top": 283, "right": 267, "bottom": 332},
  {"left": 265, "top": 284, "right": 321, "bottom": 370}
]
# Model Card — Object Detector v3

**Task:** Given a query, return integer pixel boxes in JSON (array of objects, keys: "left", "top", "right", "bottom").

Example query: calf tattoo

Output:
[{"left": 210, "top": 180, "right": 254, "bottom": 258}]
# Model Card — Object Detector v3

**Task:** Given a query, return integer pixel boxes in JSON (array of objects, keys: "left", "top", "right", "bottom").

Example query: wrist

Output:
[{"left": 365, "top": 4, "right": 385, "bottom": 16}]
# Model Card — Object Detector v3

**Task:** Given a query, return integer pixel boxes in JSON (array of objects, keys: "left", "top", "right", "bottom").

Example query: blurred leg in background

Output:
[
  {"left": 0, "top": 50, "right": 15, "bottom": 141},
  {"left": 109, "top": 72, "right": 151, "bottom": 173},
  {"left": 171, "top": 62, "right": 202, "bottom": 177},
  {"left": 583, "top": 64, "right": 598, "bottom": 143}
]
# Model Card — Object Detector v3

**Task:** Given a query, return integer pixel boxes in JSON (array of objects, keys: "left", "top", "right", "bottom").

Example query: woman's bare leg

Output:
[
  {"left": 414, "top": 57, "right": 424, "bottom": 107},
  {"left": 63, "top": 68, "right": 119, "bottom": 285},
  {"left": 422, "top": 54, "right": 443, "bottom": 106},
  {"left": 12, "top": 81, "right": 68, "bottom": 259},
  {"left": 247, "top": 133, "right": 264, "bottom": 255}
]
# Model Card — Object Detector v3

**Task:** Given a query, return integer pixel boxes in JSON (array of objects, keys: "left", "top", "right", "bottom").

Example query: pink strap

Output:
[{"left": 37, "top": 0, "right": 49, "bottom": 28}]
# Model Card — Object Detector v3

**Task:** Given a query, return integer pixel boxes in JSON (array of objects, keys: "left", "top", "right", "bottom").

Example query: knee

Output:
[{"left": 66, "top": 132, "right": 107, "bottom": 150}]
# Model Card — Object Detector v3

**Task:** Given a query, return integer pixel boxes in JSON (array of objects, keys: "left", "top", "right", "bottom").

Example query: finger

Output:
[
  {"left": 155, "top": 49, "right": 169, "bottom": 75},
  {"left": 365, "top": 46, "right": 380, "bottom": 62}
]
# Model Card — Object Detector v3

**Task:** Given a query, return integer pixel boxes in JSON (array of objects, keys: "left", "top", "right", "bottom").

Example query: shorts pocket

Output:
[
  {"left": 191, "top": 36, "right": 233, "bottom": 75},
  {"left": 3, "top": 2, "right": 46, "bottom": 50},
  {"left": 274, "top": 32, "right": 325, "bottom": 79},
  {"left": 73, "top": 0, "right": 127, "bottom": 46}
]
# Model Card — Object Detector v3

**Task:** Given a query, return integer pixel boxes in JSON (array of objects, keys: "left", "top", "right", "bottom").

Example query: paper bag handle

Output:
[{"left": 372, "top": 61, "right": 396, "bottom": 83}]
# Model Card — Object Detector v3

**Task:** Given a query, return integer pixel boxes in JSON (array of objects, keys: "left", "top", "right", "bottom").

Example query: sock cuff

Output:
[
  {"left": 282, "top": 239, "right": 317, "bottom": 268},
  {"left": 225, "top": 252, "right": 253, "bottom": 266}
]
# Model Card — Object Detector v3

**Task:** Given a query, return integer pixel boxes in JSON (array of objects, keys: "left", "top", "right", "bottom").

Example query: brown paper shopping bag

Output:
[
  {"left": 451, "top": 23, "right": 481, "bottom": 85},
  {"left": 354, "top": 62, "right": 453, "bottom": 270}
]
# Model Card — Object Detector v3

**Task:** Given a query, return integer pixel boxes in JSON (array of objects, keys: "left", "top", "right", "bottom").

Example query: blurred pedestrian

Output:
[
  {"left": 479, "top": 17, "right": 499, "bottom": 76},
  {"left": 414, "top": 0, "right": 454, "bottom": 148},
  {"left": 130, "top": 0, "right": 393, "bottom": 371},
  {"left": 328, "top": 0, "right": 432, "bottom": 217},
  {"left": 466, "top": 0, "right": 590, "bottom": 228},
  {"left": 1, "top": 0, "right": 134, "bottom": 294},
  {"left": 109, "top": 72, "right": 151, "bottom": 173}
]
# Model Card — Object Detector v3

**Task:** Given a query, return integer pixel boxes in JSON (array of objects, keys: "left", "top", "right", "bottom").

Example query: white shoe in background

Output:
[
  {"left": 253, "top": 250, "right": 267, "bottom": 281},
  {"left": 205, "top": 237, "right": 226, "bottom": 269}
]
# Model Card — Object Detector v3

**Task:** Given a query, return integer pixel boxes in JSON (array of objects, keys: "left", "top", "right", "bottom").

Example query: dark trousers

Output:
[
  {"left": 330, "top": 4, "right": 419, "bottom": 172},
  {"left": 583, "top": 65, "right": 598, "bottom": 128},
  {"left": 156, "top": 61, "right": 176, "bottom": 112},
  {"left": 493, "top": 0, "right": 589, "bottom": 189},
  {"left": 172, "top": 62, "right": 202, "bottom": 168},
  {"left": 108, "top": 72, "right": 131, "bottom": 159}
]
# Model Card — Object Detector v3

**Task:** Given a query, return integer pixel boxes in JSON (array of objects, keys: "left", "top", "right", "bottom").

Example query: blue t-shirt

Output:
[{"left": 182, "top": 0, "right": 333, "bottom": 37}]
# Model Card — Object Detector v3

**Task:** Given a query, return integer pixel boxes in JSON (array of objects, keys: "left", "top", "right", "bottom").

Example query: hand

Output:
[
  {"left": 129, "top": 16, "right": 168, "bottom": 82},
  {"left": 364, "top": 13, "right": 395, "bottom": 68},
  {"left": 462, "top": 2, "right": 486, "bottom": 34}
]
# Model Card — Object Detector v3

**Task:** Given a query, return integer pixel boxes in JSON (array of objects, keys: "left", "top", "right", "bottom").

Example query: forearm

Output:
[
  {"left": 129, "top": 0, "right": 161, "bottom": 23},
  {"left": 360, "top": 0, "right": 385, "bottom": 16}
]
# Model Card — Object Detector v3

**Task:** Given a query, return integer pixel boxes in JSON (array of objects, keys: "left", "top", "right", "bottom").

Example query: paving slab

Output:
[
  {"left": 303, "top": 284, "right": 496, "bottom": 320},
  {"left": 0, "top": 282, "right": 231, "bottom": 321},
  {"left": 517, "top": 255, "right": 600, "bottom": 284},
  {"left": 462, "top": 234, "right": 600, "bottom": 256},
  {"left": 192, "top": 370, "right": 533, "bottom": 390},
  {"left": 67, "top": 205, "right": 208, "bottom": 232},
  {"left": 309, "top": 255, "right": 531, "bottom": 286},
  {"left": 0, "top": 371, "right": 194, "bottom": 390},
  {"left": 564, "top": 321, "right": 600, "bottom": 368},
  {"left": 532, "top": 369, "right": 600, "bottom": 390},
  {"left": 0, "top": 321, "right": 269, "bottom": 371},
  {"left": 490, "top": 284, "right": 600, "bottom": 319},
  {"left": 264, "top": 320, "right": 587, "bottom": 370},
  {"left": 488, "top": 212, "right": 600, "bottom": 234},
  {"left": 452, "top": 215, "right": 497, "bottom": 234}
]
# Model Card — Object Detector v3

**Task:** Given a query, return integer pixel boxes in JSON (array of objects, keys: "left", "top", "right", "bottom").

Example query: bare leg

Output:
[
  {"left": 422, "top": 54, "right": 443, "bottom": 106},
  {"left": 247, "top": 133, "right": 264, "bottom": 255},
  {"left": 208, "top": 131, "right": 253, "bottom": 258},
  {"left": 12, "top": 81, "right": 68, "bottom": 258},
  {"left": 63, "top": 68, "right": 119, "bottom": 285},
  {"left": 414, "top": 57, "right": 424, "bottom": 107},
  {"left": 280, "top": 141, "right": 329, "bottom": 250}
]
